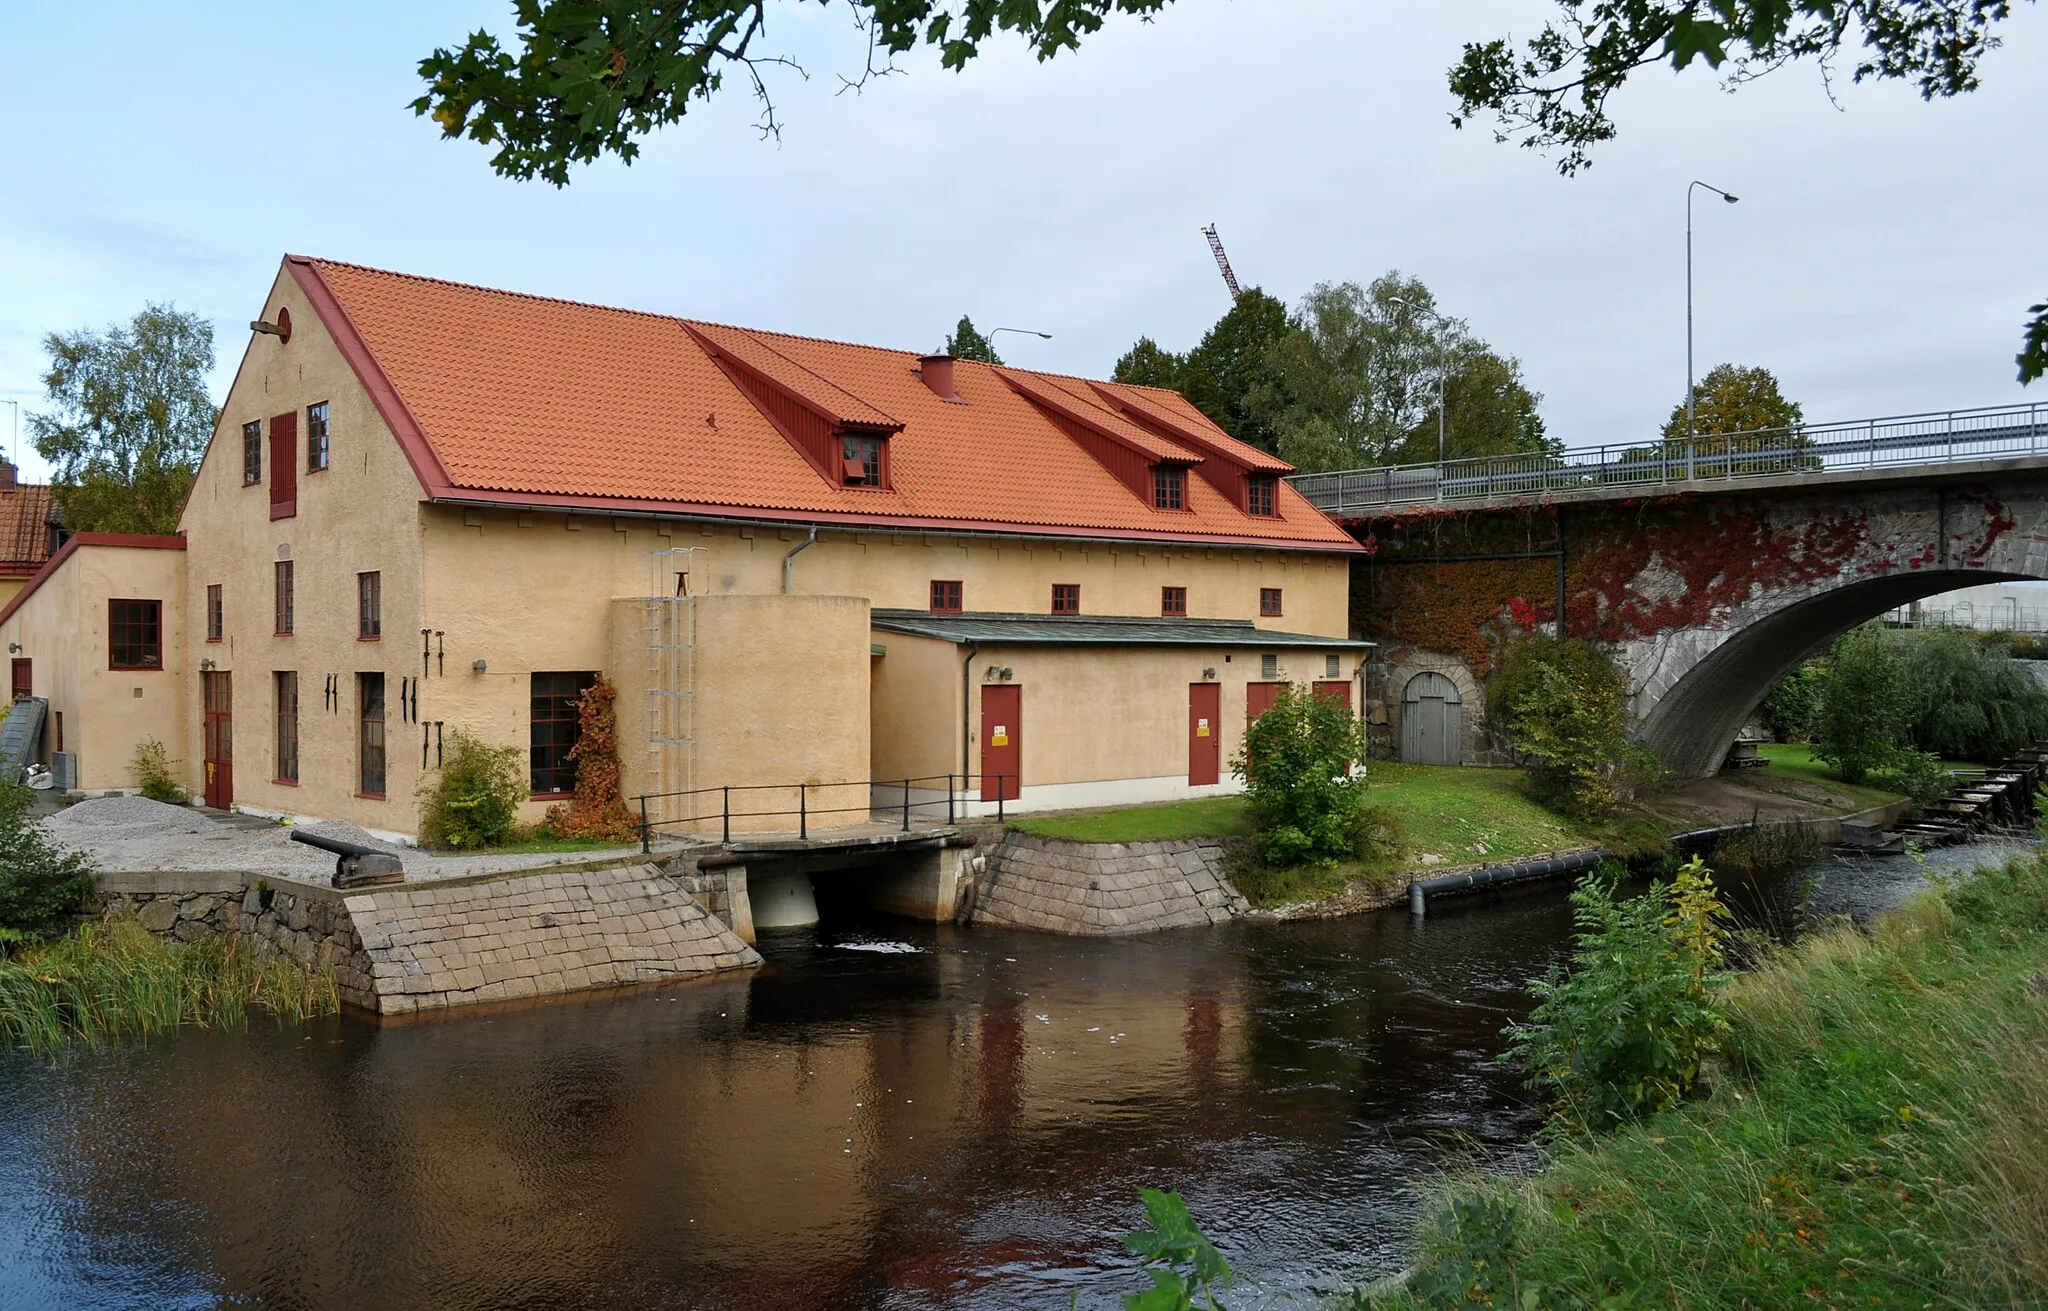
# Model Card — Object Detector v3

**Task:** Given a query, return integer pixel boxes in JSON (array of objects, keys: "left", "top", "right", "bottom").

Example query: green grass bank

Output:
[
  {"left": 1368, "top": 850, "right": 2048, "bottom": 1309},
  {"left": 0, "top": 920, "right": 340, "bottom": 1050}
]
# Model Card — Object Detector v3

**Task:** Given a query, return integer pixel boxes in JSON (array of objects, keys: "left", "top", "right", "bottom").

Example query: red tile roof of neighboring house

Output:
[
  {"left": 0, "top": 533, "right": 185, "bottom": 630},
  {"left": 286, "top": 257, "right": 1358, "bottom": 551},
  {"left": 0, "top": 479, "right": 54, "bottom": 576}
]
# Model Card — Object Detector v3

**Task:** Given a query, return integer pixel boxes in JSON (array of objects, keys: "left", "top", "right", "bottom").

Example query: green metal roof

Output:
[{"left": 869, "top": 609, "right": 1371, "bottom": 649}]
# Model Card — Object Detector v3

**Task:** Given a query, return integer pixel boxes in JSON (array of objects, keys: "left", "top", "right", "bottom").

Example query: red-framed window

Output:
[
  {"left": 358, "top": 571, "right": 382, "bottom": 640},
  {"left": 357, "top": 672, "right": 385, "bottom": 797},
  {"left": 1246, "top": 475, "right": 1277, "bottom": 517},
  {"left": 931, "top": 580, "right": 963, "bottom": 614},
  {"left": 307, "top": 401, "right": 330, "bottom": 471},
  {"left": 530, "top": 671, "right": 597, "bottom": 795},
  {"left": 1051, "top": 583, "right": 1080, "bottom": 615},
  {"left": 841, "top": 434, "right": 884, "bottom": 487},
  {"left": 1260, "top": 587, "right": 1284, "bottom": 617},
  {"left": 1152, "top": 465, "right": 1186, "bottom": 510},
  {"left": 241, "top": 421, "right": 262, "bottom": 485},
  {"left": 1161, "top": 586, "right": 1188, "bottom": 617},
  {"left": 108, "top": 599, "right": 162, "bottom": 670},
  {"left": 205, "top": 584, "right": 223, "bottom": 642},
  {"left": 274, "top": 561, "right": 294, "bottom": 635},
  {"left": 275, "top": 671, "right": 299, "bottom": 784}
]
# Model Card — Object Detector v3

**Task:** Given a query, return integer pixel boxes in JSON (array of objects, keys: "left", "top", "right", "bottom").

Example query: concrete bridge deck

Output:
[{"left": 1292, "top": 402, "right": 2046, "bottom": 516}]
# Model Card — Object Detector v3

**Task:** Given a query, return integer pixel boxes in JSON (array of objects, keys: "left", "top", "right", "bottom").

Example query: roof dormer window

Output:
[
  {"left": 842, "top": 434, "right": 884, "bottom": 487},
  {"left": 1152, "top": 465, "right": 1187, "bottom": 511},
  {"left": 1246, "top": 474, "right": 1276, "bottom": 517}
]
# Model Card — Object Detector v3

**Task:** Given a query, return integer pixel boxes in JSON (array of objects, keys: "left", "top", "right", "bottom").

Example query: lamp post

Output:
[
  {"left": 988, "top": 327, "right": 1052, "bottom": 346},
  {"left": 1390, "top": 295, "right": 1447, "bottom": 465},
  {"left": 1, "top": 399, "right": 18, "bottom": 466},
  {"left": 1686, "top": 181, "right": 1740, "bottom": 450}
]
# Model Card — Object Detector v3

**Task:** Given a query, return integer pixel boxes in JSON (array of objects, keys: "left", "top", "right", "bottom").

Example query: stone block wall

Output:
[
  {"left": 974, "top": 833, "right": 1248, "bottom": 935},
  {"left": 100, "top": 863, "right": 759, "bottom": 1014}
]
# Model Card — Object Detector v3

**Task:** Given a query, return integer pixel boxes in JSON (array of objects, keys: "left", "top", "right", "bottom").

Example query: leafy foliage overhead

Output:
[
  {"left": 28, "top": 304, "right": 217, "bottom": 536},
  {"left": 413, "top": 0, "right": 1172, "bottom": 185},
  {"left": 942, "top": 314, "right": 1002, "bottom": 364}
]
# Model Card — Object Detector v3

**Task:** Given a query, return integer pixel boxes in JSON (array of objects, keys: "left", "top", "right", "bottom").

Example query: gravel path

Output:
[{"left": 41, "top": 796, "right": 649, "bottom": 884}]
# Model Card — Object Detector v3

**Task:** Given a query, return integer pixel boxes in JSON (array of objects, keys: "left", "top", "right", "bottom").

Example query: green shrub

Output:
[
  {"left": 131, "top": 738, "right": 187, "bottom": 805},
  {"left": 1866, "top": 746, "right": 1951, "bottom": 805},
  {"left": 1815, "top": 626, "right": 1907, "bottom": 783},
  {"left": 418, "top": 729, "right": 526, "bottom": 849},
  {"left": 1758, "top": 659, "right": 1826, "bottom": 742},
  {"left": 1231, "top": 684, "right": 1368, "bottom": 867},
  {"left": 1485, "top": 636, "right": 1651, "bottom": 818},
  {"left": 0, "top": 783, "right": 98, "bottom": 942},
  {"left": 1507, "top": 856, "right": 1732, "bottom": 1129}
]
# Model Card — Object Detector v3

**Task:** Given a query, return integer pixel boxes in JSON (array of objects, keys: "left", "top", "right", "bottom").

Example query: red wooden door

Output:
[
  {"left": 268, "top": 412, "right": 297, "bottom": 519},
  {"left": 1188, "top": 682, "right": 1220, "bottom": 786},
  {"left": 1312, "top": 679, "right": 1352, "bottom": 708},
  {"left": 1245, "top": 681, "right": 1284, "bottom": 723},
  {"left": 979, "top": 684, "right": 1021, "bottom": 801},
  {"left": 9, "top": 658, "right": 29, "bottom": 701},
  {"left": 202, "top": 671, "right": 233, "bottom": 809}
]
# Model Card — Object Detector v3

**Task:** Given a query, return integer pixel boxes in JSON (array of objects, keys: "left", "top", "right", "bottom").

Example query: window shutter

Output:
[{"left": 268, "top": 412, "right": 297, "bottom": 519}]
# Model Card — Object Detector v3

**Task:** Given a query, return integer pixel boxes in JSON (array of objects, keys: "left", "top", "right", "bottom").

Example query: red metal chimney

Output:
[
  {"left": 918, "top": 354, "right": 958, "bottom": 401},
  {"left": 0, "top": 460, "right": 15, "bottom": 492}
]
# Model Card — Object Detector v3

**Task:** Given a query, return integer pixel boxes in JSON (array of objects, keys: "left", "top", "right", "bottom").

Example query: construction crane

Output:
[{"left": 1200, "top": 224, "right": 1242, "bottom": 299}]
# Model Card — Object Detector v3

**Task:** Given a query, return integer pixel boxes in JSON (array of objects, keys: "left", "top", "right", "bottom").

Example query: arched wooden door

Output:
[{"left": 1400, "top": 672, "right": 1463, "bottom": 766}]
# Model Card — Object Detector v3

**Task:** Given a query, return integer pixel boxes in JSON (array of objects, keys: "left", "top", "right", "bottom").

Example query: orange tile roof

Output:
[
  {"left": 0, "top": 479, "right": 54, "bottom": 576},
  {"left": 289, "top": 257, "right": 1358, "bottom": 551}
]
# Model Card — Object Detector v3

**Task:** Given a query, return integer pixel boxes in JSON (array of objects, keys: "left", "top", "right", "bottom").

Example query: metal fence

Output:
[
  {"left": 631, "top": 773, "right": 1013, "bottom": 852},
  {"left": 1288, "top": 402, "right": 2048, "bottom": 515}
]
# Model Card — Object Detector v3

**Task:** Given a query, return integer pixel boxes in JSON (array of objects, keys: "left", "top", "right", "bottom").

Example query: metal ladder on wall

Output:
[{"left": 646, "top": 548, "right": 698, "bottom": 829}]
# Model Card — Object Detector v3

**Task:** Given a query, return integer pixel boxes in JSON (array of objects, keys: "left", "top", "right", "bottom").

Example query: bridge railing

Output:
[
  {"left": 630, "top": 773, "right": 1014, "bottom": 852},
  {"left": 1288, "top": 401, "right": 2048, "bottom": 514}
]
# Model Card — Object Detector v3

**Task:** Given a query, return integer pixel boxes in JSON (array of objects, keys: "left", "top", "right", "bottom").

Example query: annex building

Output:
[{"left": 0, "top": 257, "right": 1366, "bottom": 839}]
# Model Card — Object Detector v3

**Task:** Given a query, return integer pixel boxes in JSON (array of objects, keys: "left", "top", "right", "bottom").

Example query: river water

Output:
[{"left": 0, "top": 835, "right": 2032, "bottom": 1311}]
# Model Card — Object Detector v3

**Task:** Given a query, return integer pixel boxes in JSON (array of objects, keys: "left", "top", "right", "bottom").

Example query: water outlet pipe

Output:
[{"left": 1409, "top": 849, "right": 1609, "bottom": 916}]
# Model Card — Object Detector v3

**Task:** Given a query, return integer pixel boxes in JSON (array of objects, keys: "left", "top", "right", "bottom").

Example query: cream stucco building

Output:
[{"left": 0, "top": 257, "right": 1367, "bottom": 838}]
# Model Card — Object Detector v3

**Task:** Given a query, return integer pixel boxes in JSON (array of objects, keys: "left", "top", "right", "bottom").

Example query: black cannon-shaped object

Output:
[{"left": 289, "top": 828, "right": 406, "bottom": 890}]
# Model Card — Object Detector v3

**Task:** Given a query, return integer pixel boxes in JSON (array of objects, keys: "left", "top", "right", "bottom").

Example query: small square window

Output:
[
  {"left": 1261, "top": 653, "right": 1278, "bottom": 679},
  {"left": 307, "top": 401, "right": 331, "bottom": 472},
  {"left": 242, "top": 421, "right": 262, "bottom": 485},
  {"left": 205, "top": 584, "right": 223, "bottom": 642},
  {"left": 1260, "top": 587, "right": 1283, "bottom": 618},
  {"left": 1326, "top": 653, "right": 1340, "bottom": 678},
  {"left": 841, "top": 435, "right": 882, "bottom": 487},
  {"left": 931, "top": 580, "right": 963, "bottom": 614},
  {"left": 275, "top": 561, "right": 294, "bottom": 635},
  {"left": 1161, "top": 586, "right": 1188, "bottom": 618},
  {"left": 1247, "top": 475, "right": 1276, "bottom": 517},
  {"left": 1152, "top": 465, "right": 1186, "bottom": 510},
  {"left": 1051, "top": 583, "right": 1080, "bottom": 615},
  {"left": 358, "top": 571, "right": 382, "bottom": 640},
  {"left": 108, "top": 600, "right": 162, "bottom": 670}
]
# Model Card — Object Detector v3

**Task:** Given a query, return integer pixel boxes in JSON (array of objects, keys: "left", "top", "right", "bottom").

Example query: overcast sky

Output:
[{"left": 2, "top": 1, "right": 2044, "bottom": 483}]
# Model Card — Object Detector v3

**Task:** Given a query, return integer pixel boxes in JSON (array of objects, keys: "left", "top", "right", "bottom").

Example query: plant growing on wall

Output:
[
  {"left": 419, "top": 729, "right": 526, "bottom": 849},
  {"left": 131, "top": 739, "right": 187, "bottom": 805},
  {"left": 1231, "top": 684, "right": 1370, "bottom": 868},
  {"left": 0, "top": 782, "right": 98, "bottom": 942},
  {"left": 546, "top": 676, "right": 639, "bottom": 843}
]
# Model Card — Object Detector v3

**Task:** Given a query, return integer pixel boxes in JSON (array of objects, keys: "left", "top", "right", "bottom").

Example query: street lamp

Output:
[
  {"left": 988, "top": 327, "right": 1052, "bottom": 345},
  {"left": 0, "top": 399, "right": 18, "bottom": 466},
  {"left": 1686, "top": 180, "right": 1740, "bottom": 448},
  {"left": 1389, "top": 295, "right": 1447, "bottom": 466}
]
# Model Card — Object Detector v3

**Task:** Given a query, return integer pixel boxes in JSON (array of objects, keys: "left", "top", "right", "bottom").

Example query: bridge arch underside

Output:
[{"left": 1640, "top": 569, "right": 2043, "bottom": 780}]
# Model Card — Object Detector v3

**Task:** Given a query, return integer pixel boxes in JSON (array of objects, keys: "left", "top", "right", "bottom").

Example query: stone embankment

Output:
[
  {"left": 973, "top": 833, "right": 1248, "bottom": 935},
  {"left": 103, "top": 863, "right": 759, "bottom": 1014}
]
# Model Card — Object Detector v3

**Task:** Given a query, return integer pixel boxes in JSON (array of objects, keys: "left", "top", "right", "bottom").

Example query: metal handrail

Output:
[
  {"left": 631, "top": 773, "right": 1014, "bottom": 852},
  {"left": 1287, "top": 401, "right": 2048, "bottom": 515}
]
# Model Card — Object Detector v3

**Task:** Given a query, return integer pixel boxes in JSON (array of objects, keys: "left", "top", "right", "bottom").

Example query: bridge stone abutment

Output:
[{"left": 1351, "top": 477, "right": 2048, "bottom": 779}]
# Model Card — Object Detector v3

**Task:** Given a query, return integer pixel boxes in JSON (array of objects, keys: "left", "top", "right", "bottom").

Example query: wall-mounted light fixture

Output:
[
  {"left": 6, "top": 642, "right": 19, "bottom": 655},
  {"left": 198, "top": 657, "right": 215, "bottom": 671},
  {"left": 983, "top": 666, "right": 1014, "bottom": 682},
  {"left": 472, "top": 659, "right": 488, "bottom": 674},
  {"left": 1202, "top": 667, "right": 1217, "bottom": 680},
  {"left": 999, "top": 667, "right": 1013, "bottom": 681}
]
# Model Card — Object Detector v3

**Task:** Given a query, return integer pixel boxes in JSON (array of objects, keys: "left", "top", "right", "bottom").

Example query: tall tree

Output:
[
  {"left": 1111, "top": 336, "right": 1185, "bottom": 390},
  {"left": 28, "top": 305, "right": 217, "bottom": 535},
  {"left": 943, "top": 315, "right": 1002, "bottom": 364},
  {"left": 1256, "top": 275, "right": 1550, "bottom": 473},
  {"left": 1659, "top": 362, "right": 1804, "bottom": 446},
  {"left": 1178, "top": 289, "right": 1291, "bottom": 455}
]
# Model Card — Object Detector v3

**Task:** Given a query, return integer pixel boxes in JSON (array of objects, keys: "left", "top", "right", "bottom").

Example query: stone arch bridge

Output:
[{"left": 1291, "top": 404, "right": 2048, "bottom": 778}]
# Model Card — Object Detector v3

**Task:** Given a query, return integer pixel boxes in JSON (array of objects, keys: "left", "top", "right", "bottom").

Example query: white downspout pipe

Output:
[{"left": 782, "top": 526, "right": 819, "bottom": 594}]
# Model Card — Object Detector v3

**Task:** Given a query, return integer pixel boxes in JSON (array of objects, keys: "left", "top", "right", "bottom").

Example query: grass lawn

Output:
[{"left": 1009, "top": 763, "right": 1589, "bottom": 869}]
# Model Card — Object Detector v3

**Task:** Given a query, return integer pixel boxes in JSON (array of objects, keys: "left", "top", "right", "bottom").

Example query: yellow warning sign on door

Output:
[
  {"left": 1196, "top": 718, "right": 1211, "bottom": 737},
  {"left": 991, "top": 726, "right": 1009, "bottom": 746}
]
